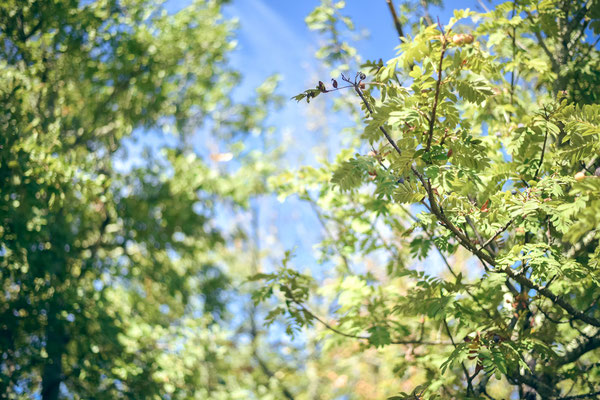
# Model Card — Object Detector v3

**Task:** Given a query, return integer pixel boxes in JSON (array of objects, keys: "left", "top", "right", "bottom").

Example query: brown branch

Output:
[
  {"left": 354, "top": 86, "right": 404, "bottom": 158},
  {"left": 557, "top": 334, "right": 600, "bottom": 367},
  {"left": 403, "top": 207, "right": 505, "bottom": 327},
  {"left": 525, "top": 10, "right": 560, "bottom": 73},
  {"left": 534, "top": 126, "right": 550, "bottom": 179},
  {"left": 249, "top": 308, "right": 295, "bottom": 400},
  {"left": 255, "top": 353, "right": 296, "bottom": 400},
  {"left": 478, "top": 219, "right": 513, "bottom": 253},
  {"left": 502, "top": 267, "right": 600, "bottom": 328},
  {"left": 564, "top": 2, "right": 590, "bottom": 40},
  {"left": 385, "top": 0, "right": 404, "bottom": 39},
  {"left": 510, "top": 0, "right": 517, "bottom": 106},
  {"left": 420, "top": 0, "right": 434, "bottom": 26},
  {"left": 425, "top": 37, "right": 447, "bottom": 153}
]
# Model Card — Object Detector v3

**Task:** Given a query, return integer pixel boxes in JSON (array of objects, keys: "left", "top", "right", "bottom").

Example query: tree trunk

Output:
[{"left": 41, "top": 304, "right": 66, "bottom": 400}]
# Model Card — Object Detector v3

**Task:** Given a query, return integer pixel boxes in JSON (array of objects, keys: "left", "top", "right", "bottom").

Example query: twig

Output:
[
  {"left": 534, "top": 125, "right": 550, "bottom": 179},
  {"left": 465, "top": 215, "right": 494, "bottom": 254},
  {"left": 354, "top": 85, "right": 404, "bottom": 158},
  {"left": 478, "top": 220, "right": 513, "bottom": 252},
  {"left": 510, "top": 0, "right": 517, "bottom": 106},
  {"left": 290, "top": 297, "right": 451, "bottom": 346},
  {"left": 425, "top": 31, "right": 448, "bottom": 153},
  {"left": 476, "top": 0, "right": 490, "bottom": 13},
  {"left": 502, "top": 267, "right": 600, "bottom": 328},
  {"left": 525, "top": 10, "right": 559, "bottom": 73},
  {"left": 420, "top": 0, "right": 434, "bottom": 26},
  {"left": 385, "top": 0, "right": 404, "bottom": 39},
  {"left": 306, "top": 196, "right": 351, "bottom": 271},
  {"left": 443, "top": 318, "right": 474, "bottom": 395}
]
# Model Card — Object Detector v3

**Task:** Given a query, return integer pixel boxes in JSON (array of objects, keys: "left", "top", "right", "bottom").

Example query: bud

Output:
[
  {"left": 331, "top": 79, "right": 338, "bottom": 88},
  {"left": 317, "top": 81, "right": 327, "bottom": 92}
]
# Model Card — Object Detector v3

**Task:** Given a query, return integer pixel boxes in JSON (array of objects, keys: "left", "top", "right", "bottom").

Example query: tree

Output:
[
  {"left": 0, "top": 0, "right": 292, "bottom": 399},
  {"left": 259, "top": 0, "right": 600, "bottom": 398}
]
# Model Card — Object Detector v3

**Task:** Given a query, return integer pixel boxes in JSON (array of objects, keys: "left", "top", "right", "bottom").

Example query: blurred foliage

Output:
[{"left": 0, "top": 0, "right": 296, "bottom": 399}]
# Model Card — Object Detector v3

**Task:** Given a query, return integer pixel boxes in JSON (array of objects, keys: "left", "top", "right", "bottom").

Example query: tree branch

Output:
[
  {"left": 443, "top": 318, "right": 474, "bottom": 395},
  {"left": 478, "top": 219, "right": 513, "bottom": 253},
  {"left": 289, "top": 296, "right": 450, "bottom": 346},
  {"left": 554, "top": 390, "right": 600, "bottom": 400},
  {"left": 425, "top": 36, "right": 447, "bottom": 153},
  {"left": 385, "top": 0, "right": 404, "bottom": 39},
  {"left": 534, "top": 125, "right": 550, "bottom": 179},
  {"left": 557, "top": 334, "right": 600, "bottom": 366},
  {"left": 525, "top": 10, "right": 560, "bottom": 73}
]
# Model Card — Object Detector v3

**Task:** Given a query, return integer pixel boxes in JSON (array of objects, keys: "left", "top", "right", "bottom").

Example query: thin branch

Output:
[
  {"left": 479, "top": 219, "right": 513, "bottom": 253},
  {"left": 401, "top": 206, "right": 505, "bottom": 327},
  {"left": 503, "top": 267, "right": 600, "bottom": 328},
  {"left": 425, "top": 35, "right": 448, "bottom": 153},
  {"left": 443, "top": 318, "right": 474, "bottom": 395},
  {"left": 566, "top": 229, "right": 597, "bottom": 258},
  {"left": 354, "top": 85, "right": 404, "bottom": 158},
  {"left": 420, "top": 0, "right": 434, "bottom": 26},
  {"left": 306, "top": 196, "right": 351, "bottom": 271},
  {"left": 476, "top": 0, "right": 490, "bottom": 13},
  {"left": 583, "top": 292, "right": 600, "bottom": 315},
  {"left": 254, "top": 352, "right": 296, "bottom": 400},
  {"left": 534, "top": 126, "right": 550, "bottom": 179},
  {"left": 385, "top": 0, "right": 404, "bottom": 39},
  {"left": 290, "top": 297, "right": 451, "bottom": 346},
  {"left": 510, "top": 1, "right": 517, "bottom": 106},
  {"left": 525, "top": 10, "right": 560, "bottom": 73},
  {"left": 564, "top": 1, "right": 590, "bottom": 40}
]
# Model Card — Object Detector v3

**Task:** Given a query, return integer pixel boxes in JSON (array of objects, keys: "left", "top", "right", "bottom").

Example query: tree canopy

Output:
[{"left": 264, "top": 0, "right": 600, "bottom": 398}]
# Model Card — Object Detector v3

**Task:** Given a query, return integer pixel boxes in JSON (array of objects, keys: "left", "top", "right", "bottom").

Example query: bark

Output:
[{"left": 41, "top": 304, "right": 66, "bottom": 400}]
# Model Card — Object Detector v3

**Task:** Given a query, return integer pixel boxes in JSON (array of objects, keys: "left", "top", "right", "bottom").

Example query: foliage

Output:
[
  {"left": 258, "top": 0, "right": 600, "bottom": 399},
  {"left": 0, "top": 0, "right": 293, "bottom": 399}
]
